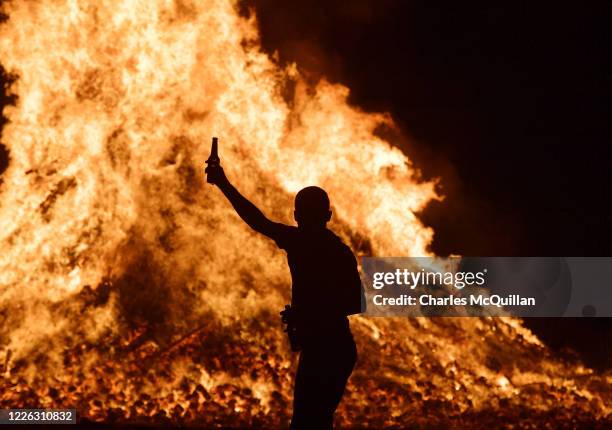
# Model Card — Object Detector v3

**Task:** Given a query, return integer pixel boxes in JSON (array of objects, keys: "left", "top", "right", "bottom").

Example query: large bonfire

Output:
[{"left": 0, "top": 1, "right": 610, "bottom": 428}]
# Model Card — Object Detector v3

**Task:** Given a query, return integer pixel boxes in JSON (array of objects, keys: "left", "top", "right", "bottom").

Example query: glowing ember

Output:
[{"left": 0, "top": 1, "right": 610, "bottom": 428}]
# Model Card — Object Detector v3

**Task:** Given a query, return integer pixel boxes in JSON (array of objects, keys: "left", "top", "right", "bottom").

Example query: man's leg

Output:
[
  {"left": 322, "top": 337, "right": 357, "bottom": 419},
  {"left": 290, "top": 338, "right": 357, "bottom": 429},
  {"left": 290, "top": 349, "right": 333, "bottom": 429},
  {"left": 289, "top": 351, "right": 310, "bottom": 429}
]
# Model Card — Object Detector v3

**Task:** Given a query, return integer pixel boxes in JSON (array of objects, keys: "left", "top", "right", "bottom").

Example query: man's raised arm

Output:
[{"left": 205, "top": 163, "right": 279, "bottom": 238}]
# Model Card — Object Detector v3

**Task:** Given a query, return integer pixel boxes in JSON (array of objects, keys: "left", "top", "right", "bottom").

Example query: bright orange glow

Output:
[{"left": 0, "top": 1, "right": 609, "bottom": 427}]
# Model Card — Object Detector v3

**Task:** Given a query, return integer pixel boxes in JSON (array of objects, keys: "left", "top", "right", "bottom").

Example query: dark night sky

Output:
[
  {"left": 246, "top": 0, "right": 611, "bottom": 256},
  {"left": 1, "top": 1, "right": 610, "bottom": 255}
]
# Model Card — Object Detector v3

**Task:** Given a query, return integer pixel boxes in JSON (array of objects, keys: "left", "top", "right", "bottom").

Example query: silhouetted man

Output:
[{"left": 206, "top": 157, "right": 363, "bottom": 429}]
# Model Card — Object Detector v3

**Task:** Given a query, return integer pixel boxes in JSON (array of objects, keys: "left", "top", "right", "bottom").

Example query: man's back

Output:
[{"left": 272, "top": 225, "right": 362, "bottom": 337}]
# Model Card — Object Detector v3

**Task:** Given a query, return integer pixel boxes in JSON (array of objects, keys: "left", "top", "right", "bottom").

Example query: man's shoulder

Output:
[
  {"left": 326, "top": 228, "right": 350, "bottom": 245},
  {"left": 324, "top": 230, "right": 357, "bottom": 259},
  {"left": 270, "top": 223, "right": 298, "bottom": 249}
]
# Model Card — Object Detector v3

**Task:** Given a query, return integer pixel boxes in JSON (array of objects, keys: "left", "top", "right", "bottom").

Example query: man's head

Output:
[{"left": 294, "top": 186, "right": 331, "bottom": 229}]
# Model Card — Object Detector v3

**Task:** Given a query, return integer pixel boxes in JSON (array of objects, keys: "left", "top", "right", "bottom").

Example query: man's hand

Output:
[
  {"left": 280, "top": 305, "right": 294, "bottom": 325},
  {"left": 205, "top": 164, "right": 228, "bottom": 186}
]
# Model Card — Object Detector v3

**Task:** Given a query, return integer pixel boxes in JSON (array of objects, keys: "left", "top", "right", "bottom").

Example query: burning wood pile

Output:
[
  {"left": 2, "top": 304, "right": 610, "bottom": 428},
  {"left": 0, "top": 0, "right": 610, "bottom": 428}
]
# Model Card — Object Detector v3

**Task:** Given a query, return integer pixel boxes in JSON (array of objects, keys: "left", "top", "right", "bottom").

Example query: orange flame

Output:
[
  {"left": 0, "top": 1, "right": 609, "bottom": 427},
  {"left": 0, "top": 0, "right": 436, "bottom": 361}
]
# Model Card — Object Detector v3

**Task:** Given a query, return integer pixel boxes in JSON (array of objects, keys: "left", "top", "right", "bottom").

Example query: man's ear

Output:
[
  {"left": 294, "top": 210, "right": 298, "bottom": 223},
  {"left": 325, "top": 210, "right": 332, "bottom": 222}
]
